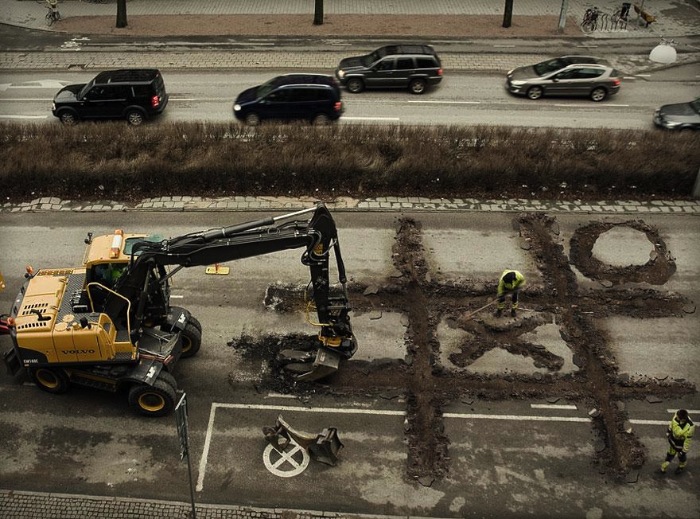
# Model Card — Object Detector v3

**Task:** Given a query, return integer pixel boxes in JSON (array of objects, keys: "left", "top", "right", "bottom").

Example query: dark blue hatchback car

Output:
[{"left": 233, "top": 74, "right": 344, "bottom": 126}]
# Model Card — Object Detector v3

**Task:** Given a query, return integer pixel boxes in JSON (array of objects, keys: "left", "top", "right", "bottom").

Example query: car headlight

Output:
[
  {"left": 509, "top": 80, "right": 525, "bottom": 86},
  {"left": 337, "top": 69, "right": 345, "bottom": 79},
  {"left": 233, "top": 104, "right": 241, "bottom": 111}
]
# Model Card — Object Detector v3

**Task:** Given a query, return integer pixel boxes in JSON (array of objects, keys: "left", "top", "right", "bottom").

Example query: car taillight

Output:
[
  {"left": 334, "top": 101, "right": 342, "bottom": 112},
  {"left": 437, "top": 68, "right": 443, "bottom": 76},
  {"left": 612, "top": 79, "right": 621, "bottom": 86},
  {"left": 151, "top": 95, "right": 160, "bottom": 108}
]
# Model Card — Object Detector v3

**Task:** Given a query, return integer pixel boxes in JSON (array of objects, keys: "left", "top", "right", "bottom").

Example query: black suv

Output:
[
  {"left": 335, "top": 44, "right": 443, "bottom": 95},
  {"left": 233, "top": 74, "right": 343, "bottom": 126},
  {"left": 52, "top": 69, "right": 168, "bottom": 126}
]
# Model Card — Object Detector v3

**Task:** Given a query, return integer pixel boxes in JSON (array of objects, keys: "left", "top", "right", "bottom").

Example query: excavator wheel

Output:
[
  {"left": 156, "top": 370, "right": 178, "bottom": 391},
  {"left": 128, "top": 379, "right": 177, "bottom": 417},
  {"left": 180, "top": 322, "right": 202, "bottom": 358},
  {"left": 188, "top": 314, "right": 202, "bottom": 333},
  {"left": 29, "top": 367, "right": 70, "bottom": 394}
]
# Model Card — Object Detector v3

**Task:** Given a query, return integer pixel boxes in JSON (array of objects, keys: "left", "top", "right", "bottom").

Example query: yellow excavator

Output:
[{"left": 2, "top": 204, "right": 357, "bottom": 416}]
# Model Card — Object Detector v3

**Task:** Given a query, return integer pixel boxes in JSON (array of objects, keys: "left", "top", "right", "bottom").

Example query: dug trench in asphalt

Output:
[{"left": 0, "top": 209, "right": 698, "bottom": 518}]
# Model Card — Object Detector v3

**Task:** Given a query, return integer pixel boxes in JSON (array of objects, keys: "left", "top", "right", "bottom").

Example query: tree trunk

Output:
[
  {"left": 116, "top": 0, "right": 127, "bottom": 28},
  {"left": 313, "top": 0, "right": 324, "bottom": 25},
  {"left": 502, "top": 0, "right": 513, "bottom": 28}
]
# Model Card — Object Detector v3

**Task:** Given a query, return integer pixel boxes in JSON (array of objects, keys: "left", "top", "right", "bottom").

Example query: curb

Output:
[{"left": 3, "top": 196, "right": 700, "bottom": 215}]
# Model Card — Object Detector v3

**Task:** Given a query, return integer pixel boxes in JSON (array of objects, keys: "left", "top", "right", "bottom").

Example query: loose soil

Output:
[{"left": 228, "top": 212, "right": 697, "bottom": 483}]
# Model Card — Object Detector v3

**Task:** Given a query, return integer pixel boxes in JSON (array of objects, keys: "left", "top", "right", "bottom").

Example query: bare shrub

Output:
[{"left": 0, "top": 122, "right": 697, "bottom": 201}]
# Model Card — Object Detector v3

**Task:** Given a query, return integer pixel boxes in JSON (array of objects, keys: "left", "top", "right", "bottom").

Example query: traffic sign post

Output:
[{"left": 175, "top": 392, "right": 197, "bottom": 519}]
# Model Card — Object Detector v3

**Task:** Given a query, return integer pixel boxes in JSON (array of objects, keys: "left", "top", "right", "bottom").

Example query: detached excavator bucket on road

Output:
[{"left": 262, "top": 414, "right": 344, "bottom": 466}]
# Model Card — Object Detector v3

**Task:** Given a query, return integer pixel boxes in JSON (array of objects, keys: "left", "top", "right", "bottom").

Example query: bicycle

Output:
[
  {"left": 610, "top": 3, "right": 630, "bottom": 29},
  {"left": 581, "top": 6, "right": 600, "bottom": 31},
  {"left": 45, "top": 0, "right": 61, "bottom": 26}
]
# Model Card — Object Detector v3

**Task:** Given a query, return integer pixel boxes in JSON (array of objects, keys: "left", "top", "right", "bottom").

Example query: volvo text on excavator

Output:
[{"left": 1, "top": 204, "right": 357, "bottom": 416}]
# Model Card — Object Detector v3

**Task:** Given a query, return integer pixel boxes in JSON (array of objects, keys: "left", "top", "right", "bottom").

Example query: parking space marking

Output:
[
  {"left": 195, "top": 403, "right": 684, "bottom": 492},
  {"left": 263, "top": 439, "right": 310, "bottom": 478},
  {"left": 196, "top": 403, "right": 405, "bottom": 491}
]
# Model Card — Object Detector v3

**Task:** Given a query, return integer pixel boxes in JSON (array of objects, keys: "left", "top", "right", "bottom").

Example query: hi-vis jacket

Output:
[
  {"left": 667, "top": 413, "right": 695, "bottom": 452},
  {"left": 497, "top": 270, "right": 526, "bottom": 297}
]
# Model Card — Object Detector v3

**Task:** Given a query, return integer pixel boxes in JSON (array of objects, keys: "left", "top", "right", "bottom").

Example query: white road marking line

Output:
[
  {"left": 407, "top": 100, "right": 481, "bottom": 104},
  {"left": 553, "top": 104, "right": 629, "bottom": 108},
  {"left": 196, "top": 403, "right": 219, "bottom": 492},
  {"left": 170, "top": 295, "right": 184, "bottom": 299},
  {"left": 666, "top": 408, "right": 700, "bottom": 414},
  {"left": 636, "top": 74, "right": 651, "bottom": 77},
  {"left": 215, "top": 403, "right": 406, "bottom": 415},
  {"left": 444, "top": 413, "right": 590, "bottom": 422},
  {"left": 341, "top": 116, "right": 400, "bottom": 121},
  {"left": 0, "top": 115, "right": 48, "bottom": 119},
  {"left": 530, "top": 404, "right": 577, "bottom": 410}
]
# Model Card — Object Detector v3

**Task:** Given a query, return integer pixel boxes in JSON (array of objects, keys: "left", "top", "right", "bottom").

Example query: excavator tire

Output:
[
  {"left": 156, "top": 370, "right": 178, "bottom": 391},
  {"left": 180, "top": 322, "right": 202, "bottom": 358},
  {"left": 188, "top": 315, "right": 202, "bottom": 333},
  {"left": 128, "top": 379, "right": 177, "bottom": 417},
  {"left": 29, "top": 367, "right": 70, "bottom": 394}
]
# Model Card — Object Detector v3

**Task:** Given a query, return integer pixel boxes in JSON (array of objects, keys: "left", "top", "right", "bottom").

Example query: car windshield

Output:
[
  {"left": 256, "top": 77, "right": 282, "bottom": 98},
  {"left": 361, "top": 49, "right": 383, "bottom": 67},
  {"left": 78, "top": 79, "right": 95, "bottom": 99},
  {"left": 691, "top": 99, "right": 700, "bottom": 114},
  {"left": 533, "top": 58, "right": 567, "bottom": 76}
]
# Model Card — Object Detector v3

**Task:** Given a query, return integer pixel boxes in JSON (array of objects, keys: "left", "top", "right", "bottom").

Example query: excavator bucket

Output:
[
  {"left": 263, "top": 415, "right": 344, "bottom": 466},
  {"left": 263, "top": 415, "right": 317, "bottom": 451},
  {"left": 279, "top": 348, "right": 342, "bottom": 382},
  {"left": 308, "top": 428, "right": 344, "bottom": 466}
]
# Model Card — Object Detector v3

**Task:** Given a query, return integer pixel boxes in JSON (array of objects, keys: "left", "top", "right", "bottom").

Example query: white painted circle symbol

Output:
[{"left": 263, "top": 439, "right": 310, "bottom": 478}]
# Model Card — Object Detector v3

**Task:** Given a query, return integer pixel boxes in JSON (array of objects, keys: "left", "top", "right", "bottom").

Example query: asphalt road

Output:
[
  {"left": 1, "top": 69, "right": 698, "bottom": 128},
  {"left": 1, "top": 209, "right": 698, "bottom": 518}
]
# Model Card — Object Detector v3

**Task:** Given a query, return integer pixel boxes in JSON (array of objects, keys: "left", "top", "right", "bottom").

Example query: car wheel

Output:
[
  {"left": 590, "top": 87, "right": 607, "bottom": 102},
  {"left": 126, "top": 110, "right": 145, "bottom": 126},
  {"left": 245, "top": 112, "right": 261, "bottom": 126},
  {"left": 409, "top": 78, "right": 427, "bottom": 95},
  {"left": 128, "top": 379, "right": 176, "bottom": 417},
  {"left": 526, "top": 86, "right": 544, "bottom": 100},
  {"left": 312, "top": 114, "right": 331, "bottom": 126},
  {"left": 346, "top": 78, "right": 364, "bottom": 94},
  {"left": 29, "top": 367, "right": 70, "bottom": 394},
  {"left": 59, "top": 111, "right": 78, "bottom": 126}
]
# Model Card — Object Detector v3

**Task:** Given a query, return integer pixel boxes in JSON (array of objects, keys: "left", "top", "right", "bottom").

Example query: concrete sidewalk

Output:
[{"left": 1, "top": 0, "right": 699, "bottom": 38}]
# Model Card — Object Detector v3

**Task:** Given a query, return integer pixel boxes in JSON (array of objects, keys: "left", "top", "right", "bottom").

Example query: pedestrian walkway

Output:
[{"left": 2, "top": 0, "right": 699, "bottom": 38}]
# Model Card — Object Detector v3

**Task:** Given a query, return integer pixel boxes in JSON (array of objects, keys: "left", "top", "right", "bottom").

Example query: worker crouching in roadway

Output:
[
  {"left": 660, "top": 409, "right": 695, "bottom": 474},
  {"left": 494, "top": 269, "right": 526, "bottom": 318}
]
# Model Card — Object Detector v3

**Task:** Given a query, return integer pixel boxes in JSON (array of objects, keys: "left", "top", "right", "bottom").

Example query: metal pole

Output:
[
  {"left": 558, "top": 0, "right": 570, "bottom": 33},
  {"left": 186, "top": 453, "right": 197, "bottom": 519}
]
